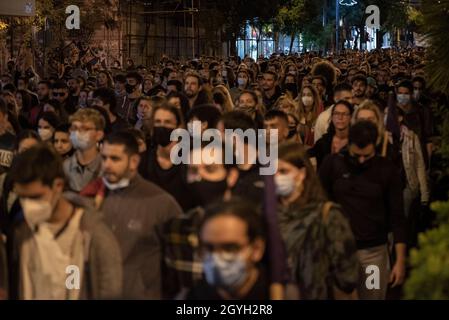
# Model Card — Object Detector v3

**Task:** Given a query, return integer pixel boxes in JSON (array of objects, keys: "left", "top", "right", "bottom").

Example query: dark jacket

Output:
[
  {"left": 0, "top": 237, "right": 7, "bottom": 299},
  {"left": 7, "top": 192, "right": 123, "bottom": 299},
  {"left": 101, "top": 174, "right": 183, "bottom": 299},
  {"left": 318, "top": 150, "right": 406, "bottom": 249},
  {"left": 308, "top": 132, "right": 333, "bottom": 169}
]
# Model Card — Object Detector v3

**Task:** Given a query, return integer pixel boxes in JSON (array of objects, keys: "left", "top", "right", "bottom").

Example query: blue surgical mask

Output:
[
  {"left": 203, "top": 252, "right": 248, "bottom": 292},
  {"left": 397, "top": 94, "right": 411, "bottom": 106}
]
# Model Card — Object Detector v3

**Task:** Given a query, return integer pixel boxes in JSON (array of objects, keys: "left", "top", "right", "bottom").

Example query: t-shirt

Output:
[{"left": 0, "top": 132, "right": 15, "bottom": 174}]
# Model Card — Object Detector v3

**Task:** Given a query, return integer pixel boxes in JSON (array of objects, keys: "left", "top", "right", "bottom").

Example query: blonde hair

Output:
[
  {"left": 274, "top": 94, "right": 299, "bottom": 116},
  {"left": 69, "top": 108, "right": 105, "bottom": 131},
  {"left": 213, "top": 85, "right": 234, "bottom": 112}
]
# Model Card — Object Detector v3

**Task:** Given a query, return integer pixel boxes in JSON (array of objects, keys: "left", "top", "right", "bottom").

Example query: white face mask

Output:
[
  {"left": 237, "top": 78, "right": 247, "bottom": 86},
  {"left": 274, "top": 173, "right": 296, "bottom": 197},
  {"left": 70, "top": 131, "right": 94, "bottom": 151},
  {"left": 301, "top": 96, "right": 314, "bottom": 107},
  {"left": 102, "top": 177, "right": 130, "bottom": 191},
  {"left": 38, "top": 128, "right": 53, "bottom": 141},
  {"left": 20, "top": 198, "right": 53, "bottom": 228}
]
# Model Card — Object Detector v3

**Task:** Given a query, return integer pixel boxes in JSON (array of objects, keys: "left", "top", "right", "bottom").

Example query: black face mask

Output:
[
  {"left": 287, "top": 126, "right": 297, "bottom": 139},
  {"left": 152, "top": 126, "right": 174, "bottom": 147},
  {"left": 125, "top": 83, "right": 136, "bottom": 94},
  {"left": 190, "top": 179, "right": 228, "bottom": 207}
]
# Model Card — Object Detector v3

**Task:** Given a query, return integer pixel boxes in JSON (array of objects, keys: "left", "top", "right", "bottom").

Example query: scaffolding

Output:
[{"left": 122, "top": 0, "right": 205, "bottom": 65}]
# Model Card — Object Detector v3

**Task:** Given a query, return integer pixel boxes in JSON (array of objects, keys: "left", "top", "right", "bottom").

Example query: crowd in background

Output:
[{"left": 0, "top": 46, "right": 446, "bottom": 300}]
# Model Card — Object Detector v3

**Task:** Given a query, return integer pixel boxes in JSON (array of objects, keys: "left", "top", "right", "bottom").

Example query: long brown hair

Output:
[{"left": 278, "top": 142, "right": 327, "bottom": 207}]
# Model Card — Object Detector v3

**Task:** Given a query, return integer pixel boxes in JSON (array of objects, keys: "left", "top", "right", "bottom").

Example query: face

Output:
[
  {"left": 366, "top": 85, "right": 376, "bottom": 98},
  {"left": 79, "top": 91, "right": 88, "bottom": 103},
  {"left": 237, "top": 93, "right": 257, "bottom": 117},
  {"left": 262, "top": 73, "right": 276, "bottom": 91},
  {"left": 200, "top": 215, "right": 264, "bottom": 272},
  {"left": 18, "top": 137, "right": 39, "bottom": 154},
  {"left": 70, "top": 120, "right": 104, "bottom": 145},
  {"left": 301, "top": 87, "right": 314, "bottom": 100},
  {"left": 68, "top": 79, "right": 79, "bottom": 92},
  {"left": 18, "top": 79, "right": 26, "bottom": 90},
  {"left": 168, "top": 97, "right": 181, "bottom": 109},
  {"left": 153, "top": 109, "right": 178, "bottom": 129},
  {"left": 352, "top": 80, "right": 367, "bottom": 98},
  {"left": 143, "top": 79, "right": 153, "bottom": 92},
  {"left": 264, "top": 117, "right": 289, "bottom": 143},
  {"left": 37, "top": 83, "right": 50, "bottom": 100},
  {"left": 332, "top": 103, "right": 351, "bottom": 131},
  {"left": 137, "top": 99, "right": 153, "bottom": 119},
  {"left": 275, "top": 158, "right": 306, "bottom": 194},
  {"left": 15, "top": 179, "right": 64, "bottom": 214},
  {"left": 397, "top": 86, "right": 411, "bottom": 96},
  {"left": 184, "top": 76, "right": 201, "bottom": 98},
  {"left": 115, "top": 81, "right": 125, "bottom": 93},
  {"left": 285, "top": 75, "right": 296, "bottom": 85},
  {"left": 349, "top": 143, "right": 376, "bottom": 164},
  {"left": 376, "top": 70, "right": 389, "bottom": 84},
  {"left": 312, "top": 79, "right": 325, "bottom": 97},
  {"left": 38, "top": 118, "right": 55, "bottom": 134},
  {"left": 334, "top": 90, "right": 353, "bottom": 104},
  {"left": 53, "top": 131, "right": 72, "bottom": 156},
  {"left": 52, "top": 88, "right": 68, "bottom": 103},
  {"left": 98, "top": 72, "right": 108, "bottom": 85},
  {"left": 15, "top": 93, "right": 23, "bottom": 107},
  {"left": 101, "top": 143, "right": 139, "bottom": 183}
]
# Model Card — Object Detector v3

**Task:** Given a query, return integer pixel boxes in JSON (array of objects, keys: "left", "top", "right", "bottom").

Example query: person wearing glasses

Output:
[
  {"left": 308, "top": 100, "right": 354, "bottom": 169},
  {"left": 63, "top": 108, "right": 105, "bottom": 192},
  {"left": 51, "top": 81, "right": 77, "bottom": 115}
]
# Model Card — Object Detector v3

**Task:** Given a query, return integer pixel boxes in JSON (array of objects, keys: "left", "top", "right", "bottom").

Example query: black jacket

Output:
[{"left": 319, "top": 150, "right": 406, "bottom": 249}]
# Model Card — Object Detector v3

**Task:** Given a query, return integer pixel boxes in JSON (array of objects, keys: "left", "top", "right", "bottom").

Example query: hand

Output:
[{"left": 389, "top": 260, "right": 406, "bottom": 288}]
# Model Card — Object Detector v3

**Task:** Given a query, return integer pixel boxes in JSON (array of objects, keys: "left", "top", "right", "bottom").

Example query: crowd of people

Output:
[{"left": 0, "top": 46, "right": 445, "bottom": 300}]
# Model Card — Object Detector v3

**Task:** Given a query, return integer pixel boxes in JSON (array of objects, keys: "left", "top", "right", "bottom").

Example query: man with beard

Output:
[
  {"left": 67, "top": 77, "right": 81, "bottom": 105},
  {"left": 184, "top": 73, "right": 204, "bottom": 108},
  {"left": 319, "top": 121, "right": 406, "bottom": 300},
  {"left": 351, "top": 75, "right": 368, "bottom": 108},
  {"left": 125, "top": 72, "right": 143, "bottom": 123},
  {"left": 261, "top": 71, "right": 282, "bottom": 110},
  {"left": 99, "top": 131, "right": 182, "bottom": 299},
  {"left": 51, "top": 81, "right": 77, "bottom": 115}
]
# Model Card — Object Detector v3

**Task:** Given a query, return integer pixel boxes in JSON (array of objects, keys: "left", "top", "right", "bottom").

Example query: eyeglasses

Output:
[
  {"left": 52, "top": 92, "right": 66, "bottom": 97},
  {"left": 332, "top": 112, "right": 351, "bottom": 118},
  {"left": 69, "top": 125, "right": 96, "bottom": 133}
]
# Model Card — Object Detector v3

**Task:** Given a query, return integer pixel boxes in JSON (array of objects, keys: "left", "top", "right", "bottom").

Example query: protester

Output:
[
  {"left": 319, "top": 121, "right": 406, "bottom": 300},
  {"left": 7, "top": 145, "right": 123, "bottom": 299},
  {"left": 98, "top": 131, "right": 182, "bottom": 298},
  {"left": 276, "top": 142, "right": 359, "bottom": 299},
  {"left": 63, "top": 109, "right": 104, "bottom": 192}
]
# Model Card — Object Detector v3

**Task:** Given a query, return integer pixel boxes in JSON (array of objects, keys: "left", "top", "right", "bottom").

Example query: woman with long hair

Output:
[
  {"left": 275, "top": 142, "right": 359, "bottom": 299},
  {"left": 297, "top": 85, "right": 322, "bottom": 147},
  {"left": 212, "top": 85, "right": 234, "bottom": 112}
]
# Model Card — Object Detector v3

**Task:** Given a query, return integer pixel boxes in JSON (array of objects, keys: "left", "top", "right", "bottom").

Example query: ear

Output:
[
  {"left": 129, "top": 154, "right": 140, "bottom": 171},
  {"left": 297, "top": 167, "right": 306, "bottom": 185},
  {"left": 52, "top": 177, "right": 65, "bottom": 193},
  {"left": 95, "top": 130, "right": 104, "bottom": 142},
  {"left": 249, "top": 238, "right": 266, "bottom": 263},
  {"left": 201, "top": 121, "right": 208, "bottom": 131}
]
